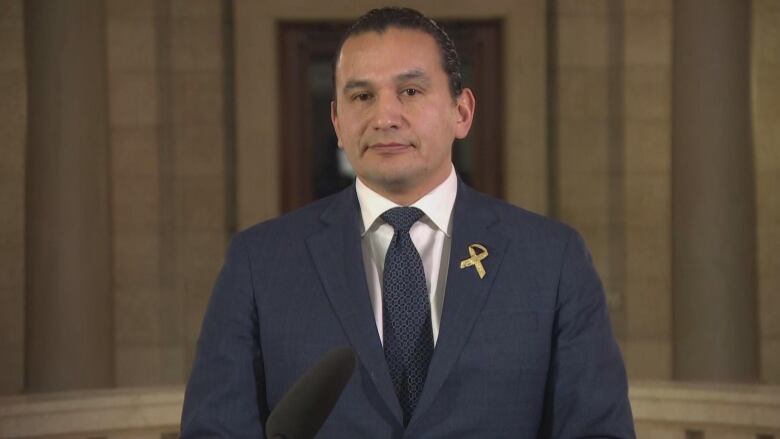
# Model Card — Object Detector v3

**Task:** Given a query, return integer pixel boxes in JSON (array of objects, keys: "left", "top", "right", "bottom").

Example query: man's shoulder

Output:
[
  {"left": 464, "top": 186, "right": 575, "bottom": 242},
  {"left": 234, "top": 188, "right": 351, "bottom": 246}
]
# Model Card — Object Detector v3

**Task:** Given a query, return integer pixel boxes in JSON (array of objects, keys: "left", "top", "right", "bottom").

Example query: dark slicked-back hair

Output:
[{"left": 332, "top": 7, "right": 463, "bottom": 99}]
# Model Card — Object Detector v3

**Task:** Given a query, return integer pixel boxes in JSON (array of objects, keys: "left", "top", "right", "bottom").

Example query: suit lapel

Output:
[
  {"left": 305, "top": 187, "right": 404, "bottom": 425},
  {"left": 410, "top": 182, "right": 510, "bottom": 427}
]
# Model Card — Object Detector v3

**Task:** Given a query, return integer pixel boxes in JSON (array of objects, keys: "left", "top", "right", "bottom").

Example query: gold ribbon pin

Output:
[{"left": 459, "top": 244, "right": 488, "bottom": 279}]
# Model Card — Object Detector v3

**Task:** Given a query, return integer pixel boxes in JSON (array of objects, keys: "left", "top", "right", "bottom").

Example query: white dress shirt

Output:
[{"left": 355, "top": 166, "right": 457, "bottom": 346}]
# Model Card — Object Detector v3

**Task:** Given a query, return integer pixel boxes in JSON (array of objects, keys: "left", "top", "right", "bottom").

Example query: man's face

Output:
[{"left": 331, "top": 28, "right": 475, "bottom": 201}]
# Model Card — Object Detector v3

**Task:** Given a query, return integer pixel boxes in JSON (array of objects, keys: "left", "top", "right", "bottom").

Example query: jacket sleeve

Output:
[
  {"left": 541, "top": 229, "right": 636, "bottom": 439},
  {"left": 180, "top": 234, "right": 268, "bottom": 438}
]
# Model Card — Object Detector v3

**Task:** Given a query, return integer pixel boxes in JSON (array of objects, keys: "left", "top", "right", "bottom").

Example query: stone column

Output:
[
  {"left": 672, "top": 0, "right": 758, "bottom": 381},
  {"left": 24, "top": 0, "right": 114, "bottom": 391}
]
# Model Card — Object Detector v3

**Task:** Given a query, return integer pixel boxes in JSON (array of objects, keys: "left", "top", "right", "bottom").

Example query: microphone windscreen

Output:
[{"left": 266, "top": 347, "right": 356, "bottom": 439}]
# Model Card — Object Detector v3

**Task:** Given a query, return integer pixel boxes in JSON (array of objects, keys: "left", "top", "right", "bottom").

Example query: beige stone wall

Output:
[
  {"left": 753, "top": 0, "right": 780, "bottom": 384},
  {"left": 551, "top": 0, "right": 779, "bottom": 383},
  {"left": 553, "top": 0, "right": 629, "bottom": 347},
  {"left": 621, "top": 0, "right": 673, "bottom": 379},
  {"left": 552, "top": 0, "right": 673, "bottom": 380},
  {"left": 106, "top": 0, "right": 230, "bottom": 386},
  {"left": 0, "top": 0, "right": 26, "bottom": 394},
  {"left": 552, "top": 0, "right": 780, "bottom": 384},
  {"left": 106, "top": 0, "right": 162, "bottom": 385}
]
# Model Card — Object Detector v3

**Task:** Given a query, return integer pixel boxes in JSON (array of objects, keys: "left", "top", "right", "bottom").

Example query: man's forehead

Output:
[{"left": 335, "top": 27, "right": 441, "bottom": 81}]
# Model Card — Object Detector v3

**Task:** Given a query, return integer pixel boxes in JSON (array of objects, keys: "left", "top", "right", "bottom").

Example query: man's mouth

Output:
[{"left": 366, "top": 142, "right": 413, "bottom": 153}]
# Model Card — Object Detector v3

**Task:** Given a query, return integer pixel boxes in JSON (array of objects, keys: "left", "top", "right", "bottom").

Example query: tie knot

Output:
[{"left": 381, "top": 207, "right": 424, "bottom": 233}]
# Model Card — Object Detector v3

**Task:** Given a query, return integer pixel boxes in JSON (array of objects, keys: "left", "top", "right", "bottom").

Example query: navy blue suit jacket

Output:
[{"left": 181, "top": 181, "right": 635, "bottom": 438}]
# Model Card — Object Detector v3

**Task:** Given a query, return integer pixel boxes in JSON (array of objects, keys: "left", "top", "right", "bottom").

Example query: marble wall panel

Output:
[
  {"left": 115, "top": 345, "right": 163, "bottom": 386},
  {"left": 0, "top": 346, "right": 23, "bottom": 395},
  {"left": 557, "top": 16, "right": 610, "bottom": 67},
  {"left": 106, "top": 0, "right": 158, "bottom": 19},
  {"left": 0, "top": 20, "right": 23, "bottom": 70},
  {"left": 170, "top": 18, "right": 223, "bottom": 71},
  {"left": 624, "top": 66, "right": 670, "bottom": 121},
  {"left": 0, "top": 0, "right": 25, "bottom": 395},
  {"left": 556, "top": 0, "right": 610, "bottom": 16},
  {"left": 111, "top": 127, "right": 161, "bottom": 177},
  {"left": 625, "top": 226, "right": 671, "bottom": 280},
  {"left": 758, "top": 273, "right": 780, "bottom": 339},
  {"left": 624, "top": 0, "right": 671, "bottom": 14},
  {"left": 107, "top": 18, "right": 157, "bottom": 72},
  {"left": 114, "top": 287, "right": 162, "bottom": 345},
  {"left": 754, "top": 1, "right": 780, "bottom": 384},
  {"left": 623, "top": 338, "right": 672, "bottom": 380},
  {"left": 173, "top": 122, "right": 225, "bottom": 177},
  {"left": 625, "top": 173, "right": 669, "bottom": 227},
  {"left": 109, "top": 73, "right": 161, "bottom": 127},
  {"left": 557, "top": 120, "right": 610, "bottom": 173},
  {"left": 625, "top": 277, "right": 672, "bottom": 339},
  {"left": 624, "top": 14, "right": 670, "bottom": 65},
  {"left": 621, "top": 3, "right": 672, "bottom": 380},
  {"left": 112, "top": 233, "right": 161, "bottom": 290},
  {"left": 106, "top": 0, "right": 232, "bottom": 386},
  {"left": 762, "top": 339, "right": 780, "bottom": 384},
  {"left": 112, "top": 175, "right": 162, "bottom": 233},
  {"left": 557, "top": 172, "right": 611, "bottom": 227},
  {"left": 624, "top": 120, "right": 670, "bottom": 173},
  {"left": 557, "top": 68, "right": 610, "bottom": 122}
]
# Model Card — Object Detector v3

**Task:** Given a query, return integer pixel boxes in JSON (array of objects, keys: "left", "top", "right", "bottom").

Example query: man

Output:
[{"left": 181, "top": 7, "right": 635, "bottom": 438}]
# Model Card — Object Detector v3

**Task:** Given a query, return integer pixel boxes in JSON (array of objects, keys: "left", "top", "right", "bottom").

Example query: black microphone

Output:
[{"left": 266, "top": 347, "right": 356, "bottom": 439}]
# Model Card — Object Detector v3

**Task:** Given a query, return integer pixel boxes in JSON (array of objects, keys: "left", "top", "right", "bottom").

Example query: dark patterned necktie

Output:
[{"left": 381, "top": 207, "right": 434, "bottom": 427}]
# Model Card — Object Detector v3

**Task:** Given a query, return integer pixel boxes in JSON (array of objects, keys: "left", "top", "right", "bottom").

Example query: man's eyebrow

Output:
[
  {"left": 342, "top": 79, "right": 372, "bottom": 93},
  {"left": 340, "top": 70, "right": 431, "bottom": 94},
  {"left": 395, "top": 69, "right": 431, "bottom": 85}
]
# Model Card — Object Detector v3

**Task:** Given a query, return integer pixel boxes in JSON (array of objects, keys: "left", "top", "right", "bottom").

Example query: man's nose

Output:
[{"left": 372, "top": 91, "right": 402, "bottom": 130}]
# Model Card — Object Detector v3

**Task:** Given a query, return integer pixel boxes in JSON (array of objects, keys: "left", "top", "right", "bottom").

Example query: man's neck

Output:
[
  {"left": 371, "top": 187, "right": 428, "bottom": 206},
  {"left": 359, "top": 168, "right": 452, "bottom": 206}
]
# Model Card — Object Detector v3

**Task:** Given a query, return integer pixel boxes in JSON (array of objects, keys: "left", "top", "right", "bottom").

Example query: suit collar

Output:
[
  {"left": 308, "top": 181, "right": 510, "bottom": 429},
  {"left": 409, "top": 180, "right": 510, "bottom": 429},
  {"left": 307, "top": 186, "right": 405, "bottom": 425}
]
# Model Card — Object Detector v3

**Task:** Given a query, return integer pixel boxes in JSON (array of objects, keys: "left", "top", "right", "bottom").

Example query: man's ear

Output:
[
  {"left": 331, "top": 100, "right": 343, "bottom": 148},
  {"left": 454, "top": 88, "right": 475, "bottom": 140}
]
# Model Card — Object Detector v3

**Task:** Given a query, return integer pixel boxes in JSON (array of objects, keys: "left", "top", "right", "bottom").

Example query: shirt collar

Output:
[{"left": 355, "top": 165, "right": 457, "bottom": 237}]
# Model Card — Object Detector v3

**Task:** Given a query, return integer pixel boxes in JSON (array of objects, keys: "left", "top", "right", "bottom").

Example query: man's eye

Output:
[
  {"left": 401, "top": 88, "right": 419, "bottom": 97},
  {"left": 352, "top": 93, "right": 372, "bottom": 102}
]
